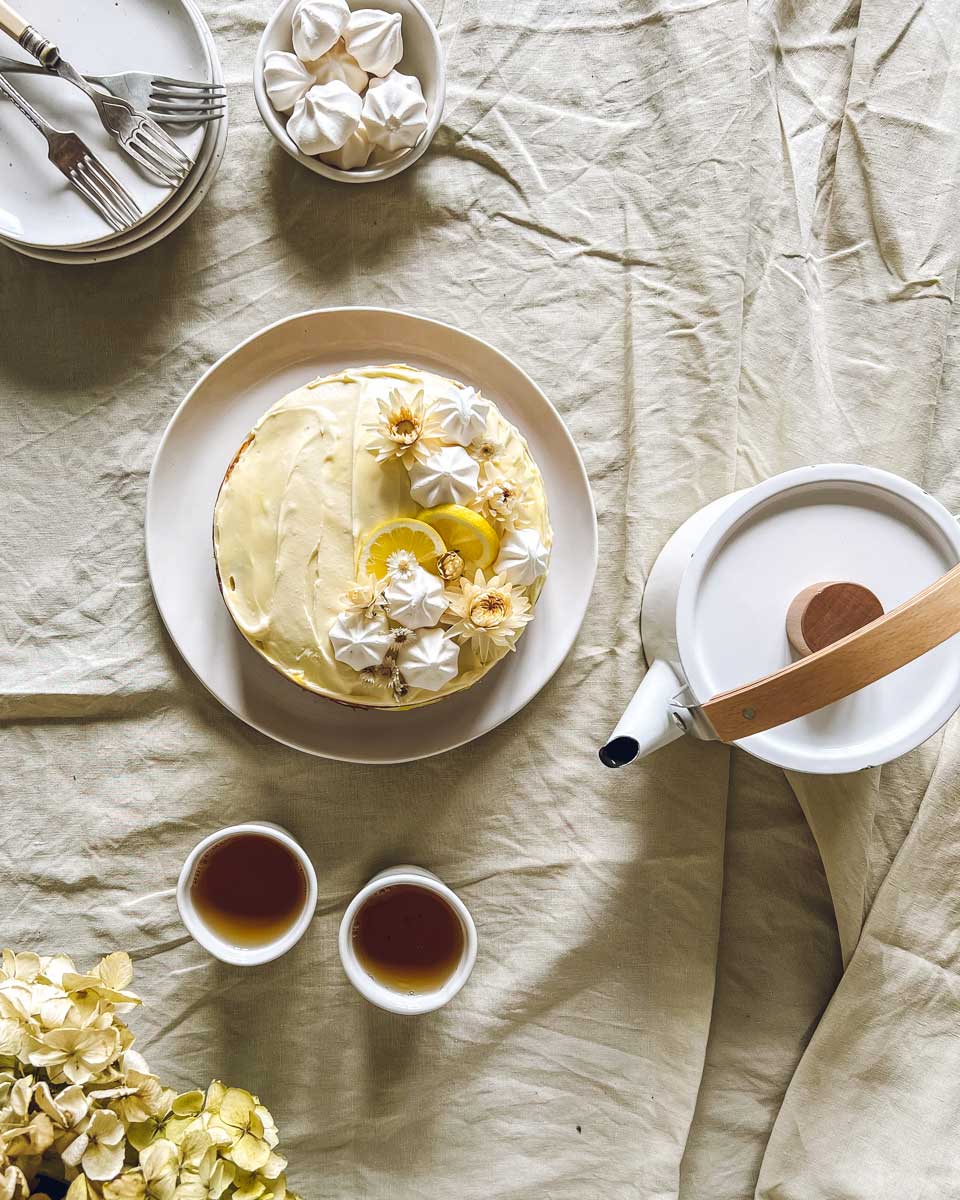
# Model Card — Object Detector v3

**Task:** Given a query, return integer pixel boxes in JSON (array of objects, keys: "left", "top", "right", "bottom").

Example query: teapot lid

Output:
[{"left": 676, "top": 465, "right": 960, "bottom": 773}]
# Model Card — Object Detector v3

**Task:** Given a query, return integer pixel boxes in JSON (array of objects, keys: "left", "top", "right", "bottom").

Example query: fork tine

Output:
[
  {"left": 122, "top": 134, "right": 179, "bottom": 185},
  {"left": 150, "top": 85, "right": 227, "bottom": 101},
  {"left": 129, "top": 128, "right": 187, "bottom": 184},
  {"left": 83, "top": 155, "right": 142, "bottom": 224},
  {"left": 70, "top": 177, "right": 124, "bottom": 232},
  {"left": 151, "top": 74, "right": 224, "bottom": 91},
  {"left": 148, "top": 96, "right": 227, "bottom": 111},
  {"left": 137, "top": 119, "right": 192, "bottom": 177},
  {"left": 69, "top": 166, "right": 126, "bottom": 232},
  {"left": 147, "top": 108, "right": 227, "bottom": 126}
]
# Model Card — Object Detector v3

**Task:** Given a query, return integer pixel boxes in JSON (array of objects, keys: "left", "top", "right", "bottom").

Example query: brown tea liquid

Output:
[
  {"left": 352, "top": 884, "right": 465, "bottom": 993},
  {"left": 190, "top": 833, "right": 307, "bottom": 947}
]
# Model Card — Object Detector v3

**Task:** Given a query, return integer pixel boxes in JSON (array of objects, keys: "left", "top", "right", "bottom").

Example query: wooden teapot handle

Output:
[{"left": 701, "top": 562, "right": 960, "bottom": 743}]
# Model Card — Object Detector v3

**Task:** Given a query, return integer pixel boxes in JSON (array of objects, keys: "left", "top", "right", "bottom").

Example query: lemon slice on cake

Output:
[
  {"left": 419, "top": 505, "right": 500, "bottom": 571},
  {"left": 358, "top": 518, "right": 447, "bottom": 580}
]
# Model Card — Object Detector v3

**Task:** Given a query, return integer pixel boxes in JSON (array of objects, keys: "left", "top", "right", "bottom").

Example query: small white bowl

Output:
[
  {"left": 338, "top": 866, "right": 477, "bottom": 1014},
  {"left": 177, "top": 822, "right": 318, "bottom": 966},
  {"left": 254, "top": 0, "right": 445, "bottom": 184}
]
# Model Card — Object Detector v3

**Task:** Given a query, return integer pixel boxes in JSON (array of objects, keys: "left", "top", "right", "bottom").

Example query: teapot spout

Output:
[{"left": 599, "top": 659, "right": 686, "bottom": 768}]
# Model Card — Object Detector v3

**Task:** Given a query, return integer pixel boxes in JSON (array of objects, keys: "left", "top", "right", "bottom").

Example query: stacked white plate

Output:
[{"left": 0, "top": 0, "right": 226, "bottom": 265}]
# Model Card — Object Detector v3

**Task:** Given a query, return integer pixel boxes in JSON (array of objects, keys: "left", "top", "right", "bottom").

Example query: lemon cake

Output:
[{"left": 213, "top": 365, "right": 552, "bottom": 708}]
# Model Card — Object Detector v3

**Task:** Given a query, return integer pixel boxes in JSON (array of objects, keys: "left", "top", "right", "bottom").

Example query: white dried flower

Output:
[
  {"left": 366, "top": 388, "right": 443, "bottom": 468},
  {"left": 443, "top": 570, "right": 533, "bottom": 662},
  {"left": 385, "top": 549, "right": 419, "bottom": 581},
  {"left": 469, "top": 468, "right": 528, "bottom": 530}
]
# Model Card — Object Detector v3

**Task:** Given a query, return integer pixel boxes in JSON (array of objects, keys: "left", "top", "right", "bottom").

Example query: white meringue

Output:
[
  {"left": 362, "top": 71, "right": 428, "bottom": 152},
  {"left": 494, "top": 527, "right": 551, "bottom": 586},
  {"left": 288, "top": 81, "right": 362, "bottom": 155},
  {"left": 264, "top": 50, "right": 315, "bottom": 113},
  {"left": 398, "top": 627, "right": 461, "bottom": 691},
  {"left": 330, "top": 609, "right": 393, "bottom": 670},
  {"left": 292, "top": 0, "right": 350, "bottom": 61},
  {"left": 319, "top": 123, "right": 374, "bottom": 169},
  {"left": 343, "top": 8, "right": 403, "bottom": 77},
  {"left": 311, "top": 40, "right": 368, "bottom": 94},
  {"left": 433, "top": 385, "right": 491, "bottom": 447},
  {"left": 384, "top": 566, "right": 447, "bottom": 629},
  {"left": 408, "top": 446, "right": 479, "bottom": 507}
]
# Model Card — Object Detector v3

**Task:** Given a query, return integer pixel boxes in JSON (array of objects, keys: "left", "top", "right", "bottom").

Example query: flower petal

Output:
[
  {"left": 83, "top": 1138, "right": 127, "bottom": 1182},
  {"left": 226, "top": 1133, "right": 270, "bottom": 1173},
  {"left": 218, "top": 1089, "right": 255, "bottom": 1130}
]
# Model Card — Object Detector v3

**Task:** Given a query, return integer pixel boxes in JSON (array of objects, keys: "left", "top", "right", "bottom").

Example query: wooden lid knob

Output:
[{"left": 786, "top": 582, "right": 884, "bottom": 657}]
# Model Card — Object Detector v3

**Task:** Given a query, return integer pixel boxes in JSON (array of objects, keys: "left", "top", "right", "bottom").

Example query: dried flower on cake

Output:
[
  {"left": 337, "top": 578, "right": 385, "bottom": 618},
  {"left": 443, "top": 570, "right": 532, "bottom": 662},
  {"left": 437, "top": 550, "right": 464, "bottom": 583},
  {"left": 469, "top": 469, "right": 528, "bottom": 531},
  {"left": 366, "top": 388, "right": 442, "bottom": 468},
  {"left": 384, "top": 549, "right": 419, "bottom": 581},
  {"left": 465, "top": 436, "right": 504, "bottom": 463}
]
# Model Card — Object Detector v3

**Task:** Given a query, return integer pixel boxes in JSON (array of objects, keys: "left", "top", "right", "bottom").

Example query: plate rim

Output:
[{"left": 145, "top": 307, "right": 599, "bottom": 764}]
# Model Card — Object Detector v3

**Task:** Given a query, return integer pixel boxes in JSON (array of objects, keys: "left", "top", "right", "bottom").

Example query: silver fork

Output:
[
  {"left": 0, "top": 4, "right": 192, "bottom": 185},
  {"left": 0, "top": 58, "right": 227, "bottom": 125},
  {"left": 0, "top": 73, "right": 141, "bottom": 232}
]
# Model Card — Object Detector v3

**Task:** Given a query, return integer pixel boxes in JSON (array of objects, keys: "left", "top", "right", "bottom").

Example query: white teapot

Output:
[{"left": 601, "top": 465, "right": 960, "bottom": 774}]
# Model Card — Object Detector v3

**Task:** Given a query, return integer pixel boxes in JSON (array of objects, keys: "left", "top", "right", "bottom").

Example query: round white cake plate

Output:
[
  {"left": 146, "top": 309, "right": 598, "bottom": 764},
  {"left": 0, "top": 0, "right": 210, "bottom": 250},
  {"left": 0, "top": 0, "right": 226, "bottom": 265}
]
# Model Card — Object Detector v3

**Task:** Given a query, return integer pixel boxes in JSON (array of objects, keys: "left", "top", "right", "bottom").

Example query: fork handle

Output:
[
  {"left": 0, "top": 1, "right": 28, "bottom": 41},
  {"left": 0, "top": 2, "right": 61, "bottom": 67},
  {"left": 0, "top": 71, "right": 54, "bottom": 140}
]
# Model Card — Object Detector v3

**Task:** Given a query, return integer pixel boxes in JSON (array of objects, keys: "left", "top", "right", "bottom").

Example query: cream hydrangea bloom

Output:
[
  {"left": 77, "top": 1108, "right": 126, "bottom": 1181},
  {"left": 27, "top": 1025, "right": 121, "bottom": 1086},
  {"left": 0, "top": 951, "right": 302, "bottom": 1200}
]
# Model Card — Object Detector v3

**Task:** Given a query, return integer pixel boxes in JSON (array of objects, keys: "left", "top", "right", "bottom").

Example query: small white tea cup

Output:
[
  {"left": 338, "top": 865, "right": 477, "bottom": 1014},
  {"left": 177, "top": 822, "right": 318, "bottom": 966}
]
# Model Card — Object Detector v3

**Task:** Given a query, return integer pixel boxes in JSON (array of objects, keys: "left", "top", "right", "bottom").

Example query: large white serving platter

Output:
[
  {"left": 146, "top": 309, "right": 598, "bottom": 763},
  {"left": 0, "top": 0, "right": 208, "bottom": 249}
]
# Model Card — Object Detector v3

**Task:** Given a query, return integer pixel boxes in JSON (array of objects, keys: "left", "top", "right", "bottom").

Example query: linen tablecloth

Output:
[{"left": 2, "top": 0, "right": 960, "bottom": 1196}]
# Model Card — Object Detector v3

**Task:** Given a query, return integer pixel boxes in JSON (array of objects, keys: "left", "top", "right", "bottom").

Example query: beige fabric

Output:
[{"left": 1, "top": 0, "right": 959, "bottom": 1196}]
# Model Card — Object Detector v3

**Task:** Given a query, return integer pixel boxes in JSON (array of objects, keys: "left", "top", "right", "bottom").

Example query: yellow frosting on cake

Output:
[{"left": 213, "top": 365, "right": 551, "bottom": 708}]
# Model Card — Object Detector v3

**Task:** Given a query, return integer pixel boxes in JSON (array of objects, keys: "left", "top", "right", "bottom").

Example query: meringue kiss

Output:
[
  {"left": 433, "top": 386, "right": 491, "bottom": 447},
  {"left": 292, "top": 0, "right": 350, "bottom": 61},
  {"left": 311, "top": 41, "right": 368, "bottom": 95},
  {"left": 264, "top": 50, "right": 315, "bottom": 113},
  {"left": 398, "top": 627, "right": 461, "bottom": 691},
  {"left": 288, "top": 81, "right": 362, "bottom": 156},
  {"left": 343, "top": 9, "right": 403, "bottom": 77},
  {"left": 384, "top": 567, "right": 447, "bottom": 630},
  {"left": 494, "top": 528, "right": 550, "bottom": 586},
  {"left": 320, "top": 124, "right": 374, "bottom": 170},
  {"left": 407, "top": 446, "right": 480, "bottom": 507},
  {"left": 330, "top": 609, "right": 393, "bottom": 670},
  {"left": 362, "top": 71, "right": 428, "bottom": 152}
]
